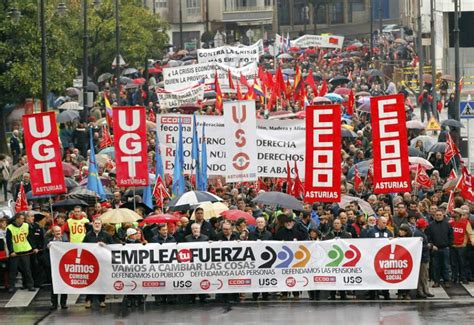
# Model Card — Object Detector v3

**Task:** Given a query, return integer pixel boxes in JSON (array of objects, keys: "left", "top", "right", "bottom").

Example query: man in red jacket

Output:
[{"left": 449, "top": 208, "right": 474, "bottom": 284}]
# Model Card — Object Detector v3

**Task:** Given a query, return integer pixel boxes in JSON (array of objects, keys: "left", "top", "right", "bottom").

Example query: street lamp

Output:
[{"left": 57, "top": 2, "right": 67, "bottom": 16}]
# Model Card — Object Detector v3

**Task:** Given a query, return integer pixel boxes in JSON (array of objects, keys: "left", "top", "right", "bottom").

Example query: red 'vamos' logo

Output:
[
  {"left": 59, "top": 248, "right": 99, "bottom": 288},
  {"left": 374, "top": 244, "right": 413, "bottom": 283}
]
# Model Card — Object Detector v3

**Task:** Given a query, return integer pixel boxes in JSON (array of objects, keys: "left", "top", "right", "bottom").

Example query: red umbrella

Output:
[
  {"left": 62, "top": 162, "right": 78, "bottom": 177},
  {"left": 305, "top": 48, "right": 316, "bottom": 55},
  {"left": 220, "top": 210, "right": 256, "bottom": 225},
  {"left": 140, "top": 214, "right": 180, "bottom": 226},
  {"left": 333, "top": 87, "right": 352, "bottom": 95},
  {"left": 289, "top": 47, "right": 300, "bottom": 53},
  {"left": 346, "top": 44, "right": 361, "bottom": 51},
  {"left": 148, "top": 67, "right": 162, "bottom": 74},
  {"left": 179, "top": 104, "right": 201, "bottom": 114},
  {"left": 133, "top": 78, "right": 146, "bottom": 85}
]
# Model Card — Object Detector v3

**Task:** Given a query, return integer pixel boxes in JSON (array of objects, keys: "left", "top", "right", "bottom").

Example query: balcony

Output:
[{"left": 222, "top": 5, "right": 273, "bottom": 23}]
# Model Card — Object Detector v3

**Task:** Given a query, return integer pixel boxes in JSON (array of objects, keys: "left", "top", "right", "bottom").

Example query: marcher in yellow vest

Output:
[
  {"left": 65, "top": 205, "right": 90, "bottom": 243},
  {"left": 6, "top": 212, "right": 36, "bottom": 293}
]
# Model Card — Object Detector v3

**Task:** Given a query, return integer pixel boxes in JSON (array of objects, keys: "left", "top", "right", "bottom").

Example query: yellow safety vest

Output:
[
  {"left": 7, "top": 223, "right": 32, "bottom": 253},
  {"left": 67, "top": 218, "right": 88, "bottom": 243}
]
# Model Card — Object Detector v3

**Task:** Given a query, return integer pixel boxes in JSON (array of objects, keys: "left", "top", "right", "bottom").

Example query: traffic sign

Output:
[
  {"left": 460, "top": 101, "right": 474, "bottom": 119},
  {"left": 425, "top": 116, "right": 441, "bottom": 131}
]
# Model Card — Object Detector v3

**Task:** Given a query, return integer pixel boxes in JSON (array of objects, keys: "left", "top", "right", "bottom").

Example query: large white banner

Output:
[
  {"left": 291, "top": 35, "right": 345, "bottom": 49},
  {"left": 156, "top": 115, "right": 305, "bottom": 178},
  {"left": 163, "top": 62, "right": 257, "bottom": 92},
  {"left": 197, "top": 40, "right": 263, "bottom": 67},
  {"left": 157, "top": 85, "right": 205, "bottom": 109},
  {"left": 224, "top": 101, "right": 258, "bottom": 183},
  {"left": 50, "top": 238, "right": 422, "bottom": 294}
]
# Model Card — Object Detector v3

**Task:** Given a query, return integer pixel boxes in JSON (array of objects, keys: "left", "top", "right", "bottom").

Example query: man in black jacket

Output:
[
  {"left": 83, "top": 219, "right": 112, "bottom": 308},
  {"left": 248, "top": 217, "right": 272, "bottom": 241},
  {"left": 185, "top": 223, "right": 208, "bottom": 303},
  {"left": 25, "top": 211, "right": 44, "bottom": 288},
  {"left": 327, "top": 219, "right": 351, "bottom": 300},
  {"left": 426, "top": 209, "right": 454, "bottom": 288},
  {"left": 151, "top": 223, "right": 176, "bottom": 244},
  {"left": 185, "top": 208, "right": 215, "bottom": 240},
  {"left": 215, "top": 221, "right": 239, "bottom": 303}
]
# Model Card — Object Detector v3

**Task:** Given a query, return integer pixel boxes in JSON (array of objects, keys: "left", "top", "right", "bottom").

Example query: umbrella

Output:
[
  {"left": 368, "top": 69, "right": 384, "bottom": 78},
  {"left": 220, "top": 210, "right": 256, "bottom": 225},
  {"left": 67, "top": 187, "right": 101, "bottom": 205},
  {"left": 146, "top": 121, "right": 156, "bottom": 131},
  {"left": 66, "top": 87, "right": 80, "bottom": 97},
  {"left": 408, "top": 157, "right": 434, "bottom": 170},
  {"left": 86, "top": 82, "right": 99, "bottom": 93},
  {"left": 410, "top": 136, "right": 437, "bottom": 151},
  {"left": 349, "top": 51, "right": 362, "bottom": 57},
  {"left": 125, "top": 83, "right": 139, "bottom": 90},
  {"left": 59, "top": 101, "right": 83, "bottom": 111},
  {"left": 282, "top": 68, "right": 296, "bottom": 76},
  {"left": 65, "top": 177, "right": 79, "bottom": 189},
  {"left": 62, "top": 162, "right": 79, "bottom": 177},
  {"left": 333, "top": 87, "right": 352, "bottom": 95},
  {"left": 408, "top": 147, "right": 425, "bottom": 157},
  {"left": 179, "top": 104, "right": 201, "bottom": 114},
  {"left": 428, "top": 142, "right": 447, "bottom": 153},
  {"left": 95, "top": 154, "right": 111, "bottom": 165},
  {"left": 441, "top": 119, "right": 464, "bottom": 128},
  {"left": 98, "top": 147, "right": 115, "bottom": 159},
  {"left": 313, "top": 97, "right": 332, "bottom": 104},
  {"left": 406, "top": 120, "right": 425, "bottom": 129},
  {"left": 167, "top": 60, "right": 182, "bottom": 67},
  {"left": 99, "top": 208, "right": 143, "bottom": 224},
  {"left": 329, "top": 76, "right": 350, "bottom": 85},
  {"left": 324, "top": 93, "right": 344, "bottom": 103},
  {"left": 140, "top": 214, "right": 180, "bottom": 225},
  {"left": 277, "top": 53, "right": 293, "bottom": 60},
  {"left": 119, "top": 76, "right": 133, "bottom": 84},
  {"left": 356, "top": 96, "right": 371, "bottom": 112},
  {"left": 347, "top": 160, "right": 373, "bottom": 179},
  {"left": 57, "top": 110, "right": 80, "bottom": 123},
  {"left": 181, "top": 56, "right": 195, "bottom": 62},
  {"left": 339, "top": 195, "right": 375, "bottom": 216},
  {"left": 190, "top": 201, "right": 228, "bottom": 220},
  {"left": 132, "top": 78, "right": 146, "bottom": 85},
  {"left": 26, "top": 191, "right": 53, "bottom": 201},
  {"left": 122, "top": 68, "right": 138, "bottom": 76},
  {"left": 341, "top": 128, "right": 357, "bottom": 138},
  {"left": 121, "top": 201, "right": 153, "bottom": 215},
  {"left": 52, "top": 198, "right": 88, "bottom": 210},
  {"left": 252, "top": 192, "right": 302, "bottom": 211},
  {"left": 98, "top": 72, "right": 113, "bottom": 83},
  {"left": 167, "top": 191, "right": 222, "bottom": 210},
  {"left": 442, "top": 177, "right": 461, "bottom": 191},
  {"left": 355, "top": 91, "right": 370, "bottom": 97},
  {"left": 9, "top": 162, "right": 77, "bottom": 182},
  {"left": 78, "top": 176, "right": 110, "bottom": 187}
]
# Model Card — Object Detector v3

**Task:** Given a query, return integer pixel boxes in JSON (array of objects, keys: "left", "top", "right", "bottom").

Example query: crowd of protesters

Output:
[{"left": 1, "top": 30, "right": 474, "bottom": 310}]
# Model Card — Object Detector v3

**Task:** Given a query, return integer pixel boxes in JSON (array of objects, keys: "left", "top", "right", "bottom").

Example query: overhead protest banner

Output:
[
  {"left": 371, "top": 94, "right": 411, "bottom": 194},
  {"left": 50, "top": 238, "right": 422, "bottom": 295},
  {"left": 304, "top": 105, "right": 341, "bottom": 202},
  {"left": 291, "top": 35, "right": 345, "bottom": 49},
  {"left": 163, "top": 62, "right": 257, "bottom": 92},
  {"left": 224, "top": 100, "right": 258, "bottom": 183},
  {"left": 157, "top": 115, "right": 305, "bottom": 178},
  {"left": 157, "top": 85, "right": 205, "bottom": 109},
  {"left": 113, "top": 106, "right": 149, "bottom": 186},
  {"left": 22, "top": 112, "right": 66, "bottom": 195},
  {"left": 197, "top": 40, "right": 263, "bottom": 67}
]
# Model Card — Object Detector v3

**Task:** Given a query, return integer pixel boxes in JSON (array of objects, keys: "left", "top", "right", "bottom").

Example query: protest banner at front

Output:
[{"left": 50, "top": 238, "right": 422, "bottom": 294}]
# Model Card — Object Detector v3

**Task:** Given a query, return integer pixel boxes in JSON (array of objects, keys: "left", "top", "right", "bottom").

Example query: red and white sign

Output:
[
  {"left": 22, "top": 112, "right": 66, "bottom": 195},
  {"left": 224, "top": 100, "right": 257, "bottom": 183},
  {"left": 113, "top": 106, "right": 148, "bottom": 186},
  {"left": 304, "top": 105, "right": 341, "bottom": 202},
  {"left": 374, "top": 244, "right": 413, "bottom": 283},
  {"left": 371, "top": 95, "right": 411, "bottom": 193},
  {"left": 59, "top": 248, "right": 99, "bottom": 288}
]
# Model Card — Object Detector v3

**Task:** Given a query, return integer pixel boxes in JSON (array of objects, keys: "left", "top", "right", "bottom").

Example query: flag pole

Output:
[{"left": 133, "top": 186, "right": 136, "bottom": 211}]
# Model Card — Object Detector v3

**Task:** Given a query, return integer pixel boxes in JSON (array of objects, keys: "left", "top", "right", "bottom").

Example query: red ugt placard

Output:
[
  {"left": 304, "top": 105, "right": 341, "bottom": 202},
  {"left": 113, "top": 106, "right": 149, "bottom": 186},
  {"left": 22, "top": 112, "right": 66, "bottom": 195},
  {"left": 371, "top": 94, "right": 411, "bottom": 193}
]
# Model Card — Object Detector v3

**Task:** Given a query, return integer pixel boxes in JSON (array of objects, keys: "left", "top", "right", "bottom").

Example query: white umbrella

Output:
[
  {"left": 167, "top": 191, "right": 222, "bottom": 209},
  {"left": 408, "top": 157, "right": 434, "bottom": 170},
  {"left": 339, "top": 195, "right": 375, "bottom": 216},
  {"left": 99, "top": 208, "right": 143, "bottom": 224},
  {"left": 59, "top": 101, "right": 83, "bottom": 110},
  {"left": 406, "top": 120, "right": 425, "bottom": 129},
  {"left": 190, "top": 201, "right": 229, "bottom": 220},
  {"left": 410, "top": 136, "right": 437, "bottom": 152}
]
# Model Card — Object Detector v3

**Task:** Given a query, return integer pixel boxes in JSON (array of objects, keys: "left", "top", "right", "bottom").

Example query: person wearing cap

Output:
[
  {"left": 83, "top": 219, "right": 112, "bottom": 308},
  {"left": 414, "top": 218, "right": 434, "bottom": 298},
  {"left": 5, "top": 212, "right": 36, "bottom": 293},
  {"left": 426, "top": 209, "right": 453, "bottom": 288},
  {"left": 449, "top": 208, "right": 474, "bottom": 285}
]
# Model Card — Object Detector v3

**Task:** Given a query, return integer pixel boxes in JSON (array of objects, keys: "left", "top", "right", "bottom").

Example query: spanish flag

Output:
[
  {"left": 104, "top": 93, "right": 113, "bottom": 126},
  {"left": 214, "top": 71, "right": 223, "bottom": 114}
]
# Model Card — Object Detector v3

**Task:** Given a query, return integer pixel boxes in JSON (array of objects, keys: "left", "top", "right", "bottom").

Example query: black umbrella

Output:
[
  {"left": 121, "top": 201, "right": 153, "bottom": 215},
  {"left": 341, "top": 128, "right": 357, "bottom": 138},
  {"left": 252, "top": 192, "right": 302, "bottom": 211},
  {"left": 408, "top": 147, "right": 425, "bottom": 157},
  {"left": 86, "top": 82, "right": 99, "bottom": 93},
  {"left": 428, "top": 142, "right": 447, "bottom": 153},
  {"left": 26, "top": 191, "right": 54, "bottom": 201},
  {"left": 181, "top": 56, "right": 195, "bottom": 61},
  {"left": 52, "top": 198, "right": 88, "bottom": 210},
  {"left": 65, "top": 177, "right": 79, "bottom": 190},
  {"left": 329, "top": 76, "right": 350, "bottom": 85},
  {"left": 67, "top": 187, "right": 100, "bottom": 205},
  {"left": 98, "top": 72, "right": 113, "bottom": 83},
  {"left": 441, "top": 119, "right": 464, "bottom": 128}
]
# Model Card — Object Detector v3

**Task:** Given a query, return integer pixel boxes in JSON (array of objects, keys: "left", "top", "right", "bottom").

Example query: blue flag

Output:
[
  {"left": 155, "top": 128, "right": 164, "bottom": 179},
  {"left": 143, "top": 185, "right": 153, "bottom": 209},
  {"left": 191, "top": 113, "right": 200, "bottom": 188},
  {"left": 199, "top": 122, "right": 208, "bottom": 191},
  {"left": 87, "top": 128, "right": 106, "bottom": 199},
  {"left": 172, "top": 117, "right": 185, "bottom": 195}
]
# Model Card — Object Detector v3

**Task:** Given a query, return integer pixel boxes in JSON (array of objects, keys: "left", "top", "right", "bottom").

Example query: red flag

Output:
[
  {"left": 347, "top": 90, "right": 355, "bottom": 115},
  {"left": 215, "top": 71, "right": 223, "bottom": 113},
  {"left": 265, "top": 71, "right": 274, "bottom": 90},
  {"left": 99, "top": 124, "right": 113, "bottom": 149},
  {"left": 257, "top": 178, "right": 268, "bottom": 192},
  {"left": 148, "top": 108, "right": 156, "bottom": 122},
  {"left": 293, "top": 161, "right": 304, "bottom": 199},
  {"left": 319, "top": 79, "right": 328, "bottom": 97},
  {"left": 354, "top": 165, "right": 362, "bottom": 192},
  {"left": 447, "top": 169, "right": 457, "bottom": 183},
  {"left": 153, "top": 175, "right": 170, "bottom": 207},
  {"left": 239, "top": 73, "right": 249, "bottom": 88},
  {"left": 258, "top": 66, "right": 266, "bottom": 85},
  {"left": 305, "top": 68, "right": 318, "bottom": 96},
  {"left": 444, "top": 133, "right": 460, "bottom": 164},
  {"left": 447, "top": 191, "right": 456, "bottom": 213},
  {"left": 275, "top": 67, "right": 285, "bottom": 95},
  {"left": 286, "top": 161, "right": 293, "bottom": 195},
  {"left": 459, "top": 166, "right": 474, "bottom": 201},
  {"left": 15, "top": 182, "right": 28, "bottom": 213},
  {"left": 415, "top": 164, "right": 433, "bottom": 189},
  {"left": 236, "top": 82, "right": 244, "bottom": 100},
  {"left": 228, "top": 69, "right": 235, "bottom": 90}
]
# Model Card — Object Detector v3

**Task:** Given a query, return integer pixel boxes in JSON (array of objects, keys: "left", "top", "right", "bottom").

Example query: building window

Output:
[
  {"left": 155, "top": 0, "right": 167, "bottom": 8},
  {"left": 350, "top": 0, "right": 365, "bottom": 12},
  {"left": 264, "top": 0, "right": 272, "bottom": 6},
  {"left": 187, "top": 0, "right": 200, "bottom": 15}
]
